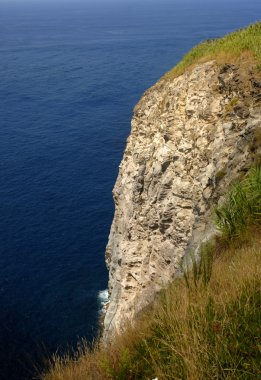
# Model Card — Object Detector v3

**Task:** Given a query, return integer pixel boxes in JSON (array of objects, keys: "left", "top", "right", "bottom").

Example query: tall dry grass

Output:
[
  {"left": 143, "top": 236, "right": 260, "bottom": 380},
  {"left": 42, "top": 232, "right": 261, "bottom": 380}
]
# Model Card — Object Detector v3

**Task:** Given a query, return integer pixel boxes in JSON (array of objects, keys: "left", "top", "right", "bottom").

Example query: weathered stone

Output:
[
  {"left": 234, "top": 104, "right": 250, "bottom": 119},
  {"left": 103, "top": 61, "right": 261, "bottom": 341}
]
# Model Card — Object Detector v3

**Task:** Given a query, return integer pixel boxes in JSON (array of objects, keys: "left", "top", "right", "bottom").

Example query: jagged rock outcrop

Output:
[{"left": 103, "top": 60, "right": 261, "bottom": 340}]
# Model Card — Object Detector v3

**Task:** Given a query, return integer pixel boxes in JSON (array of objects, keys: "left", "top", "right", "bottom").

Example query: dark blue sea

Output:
[{"left": 0, "top": 0, "right": 260, "bottom": 378}]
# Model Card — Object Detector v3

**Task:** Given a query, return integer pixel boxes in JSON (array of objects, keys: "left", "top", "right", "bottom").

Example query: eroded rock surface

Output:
[{"left": 103, "top": 61, "right": 261, "bottom": 340}]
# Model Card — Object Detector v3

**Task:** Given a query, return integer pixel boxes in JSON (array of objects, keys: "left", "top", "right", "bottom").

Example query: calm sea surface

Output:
[{"left": 0, "top": 0, "right": 260, "bottom": 378}]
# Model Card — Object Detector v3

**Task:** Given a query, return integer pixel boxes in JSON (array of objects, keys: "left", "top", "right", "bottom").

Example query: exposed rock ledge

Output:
[{"left": 103, "top": 61, "right": 261, "bottom": 340}]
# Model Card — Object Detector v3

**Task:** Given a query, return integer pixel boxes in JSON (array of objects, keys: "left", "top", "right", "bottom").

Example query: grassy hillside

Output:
[
  {"left": 165, "top": 21, "right": 261, "bottom": 79},
  {"left": 42, "top": 166, "right": 261, "bottom": 380}
]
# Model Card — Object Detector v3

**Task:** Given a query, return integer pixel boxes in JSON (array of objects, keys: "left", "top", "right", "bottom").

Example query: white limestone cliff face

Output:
[{"left": 103, "top": 61, "right": 261, "bottom": 340}]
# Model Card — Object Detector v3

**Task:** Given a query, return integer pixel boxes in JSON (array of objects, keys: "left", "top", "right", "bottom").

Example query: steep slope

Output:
[{"left": 103, "top": 58, "right": 261, "bottom": 339}]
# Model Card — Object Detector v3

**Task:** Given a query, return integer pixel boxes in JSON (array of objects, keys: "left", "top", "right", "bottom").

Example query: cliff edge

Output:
[{"left": 103, "top": 27, "right": 261, "bottom": 341}]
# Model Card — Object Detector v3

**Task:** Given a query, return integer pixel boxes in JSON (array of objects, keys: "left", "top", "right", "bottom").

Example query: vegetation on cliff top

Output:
[
  {"left": 165, "top": 21, "right": 261, "bottom": 79},
  {"left": 42, "top": 166, "right": 261, "bottom": 380}
]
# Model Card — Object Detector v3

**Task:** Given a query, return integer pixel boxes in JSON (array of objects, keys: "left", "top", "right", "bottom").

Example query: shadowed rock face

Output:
[{"left": 103, "top": 61, "right": 261, "bottom": 340}]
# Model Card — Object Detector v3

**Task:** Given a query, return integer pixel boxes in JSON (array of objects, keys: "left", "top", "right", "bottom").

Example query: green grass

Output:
[
  {"left": 165, "top": 21, "right": 261, "bottom": 79},
  {"left": 215, "top": 166, "right": 261, "bottom": 240},
  {"left": 42, "top": 166, "right": 261, "bottom": 380}
]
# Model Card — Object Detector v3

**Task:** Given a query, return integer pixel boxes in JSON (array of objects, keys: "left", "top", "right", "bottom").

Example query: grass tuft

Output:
[
  {"left": 215, "top": 166, "right": 261, "bottom": 240},
  {"left": 165, "top": 21, "right": 261, "bottom": 79}
]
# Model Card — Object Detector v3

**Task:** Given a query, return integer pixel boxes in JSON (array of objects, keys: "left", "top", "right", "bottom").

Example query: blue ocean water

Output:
[{"left": 0, "top": 0, "right": 260, "bottom": 378}]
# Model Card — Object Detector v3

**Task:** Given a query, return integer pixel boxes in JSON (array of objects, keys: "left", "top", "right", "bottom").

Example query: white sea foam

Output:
[{"left": 98, "top": 289, "right": 110, "bottom": 313}]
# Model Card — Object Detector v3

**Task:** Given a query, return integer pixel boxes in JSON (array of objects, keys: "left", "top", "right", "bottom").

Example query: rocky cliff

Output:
[{"left": 103, "top": 60, "right": 261, "bottom": 340}]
